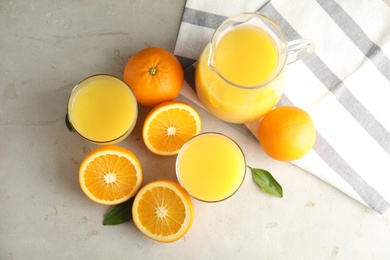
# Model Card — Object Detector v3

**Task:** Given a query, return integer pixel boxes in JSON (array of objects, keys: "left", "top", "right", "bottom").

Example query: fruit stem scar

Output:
[{"left": 149, "top": 67, "right": 157, "bottom": 75}]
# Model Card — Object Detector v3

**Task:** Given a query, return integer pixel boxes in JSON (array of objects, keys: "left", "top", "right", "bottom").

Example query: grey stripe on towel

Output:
[
  {"left": 316, "top": 0, "right": 390, "bottom": 82},
  {"left": 278, "top": 95, "right": 390, "bottom": 213},
  {"left": 182, "top": 8, "right": 227, "bottom": 30},
  {"left": 260, "top": 2, "right": 389, "bottom": 213},
  {"left": 260, "top": 3, "right": 390, "bottom": 156}
]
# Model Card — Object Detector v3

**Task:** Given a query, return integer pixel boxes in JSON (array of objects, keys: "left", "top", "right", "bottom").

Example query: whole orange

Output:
[
  {"left": 258, "top": 106, "right": 316, "bottom": 161},
  {"left": 123, "top": 47, "right": 184, "bottom": 106}
]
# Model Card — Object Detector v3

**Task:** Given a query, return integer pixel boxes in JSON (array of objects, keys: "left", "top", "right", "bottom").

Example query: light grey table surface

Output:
[{"left": 1, "top": 1, "right": 390, "bottom": 259}]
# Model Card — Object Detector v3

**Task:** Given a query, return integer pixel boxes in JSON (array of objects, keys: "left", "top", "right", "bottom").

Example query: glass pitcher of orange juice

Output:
[{"left": 195, "top": 13, "right": 314, "bottom": 124}]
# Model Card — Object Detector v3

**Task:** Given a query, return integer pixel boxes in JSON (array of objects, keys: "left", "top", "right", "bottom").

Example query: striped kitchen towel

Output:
[{"left": 174, "top": 0, "right": 390, "bottom": 213}]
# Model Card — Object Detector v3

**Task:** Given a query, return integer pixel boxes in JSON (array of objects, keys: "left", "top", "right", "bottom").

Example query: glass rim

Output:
[
  {"left": 67, "top": 74, "right": 138, "bottom": 145},
  {"left": 175, "top": 132, "right": 247, "bottom": 203}
]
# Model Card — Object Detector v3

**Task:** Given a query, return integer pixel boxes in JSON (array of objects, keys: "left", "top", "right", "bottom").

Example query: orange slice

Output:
[
  {"left": 132, "top": 180, "right": 194, "bottom": 243},
  {"left": 142, "top": 101, "right": 202, "bottom": 156},
  {"left": 79, "top": 145, "right": 143, "bottom": 205}
]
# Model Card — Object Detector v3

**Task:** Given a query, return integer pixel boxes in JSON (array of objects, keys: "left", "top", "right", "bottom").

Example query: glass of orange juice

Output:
[
  {"left": 195, "top": 13, "right": 314, "bottom": 123},
  {"left": 67, "top": 74, "right": 138, "bottom": 145},
  {"left": 176, "top": 132, "right": 246, "bottom": 202}
]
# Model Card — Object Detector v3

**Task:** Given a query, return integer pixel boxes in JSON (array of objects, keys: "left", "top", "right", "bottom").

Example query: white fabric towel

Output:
[{"left": 174, "top": 0, "right": 390, "bottom": 213}]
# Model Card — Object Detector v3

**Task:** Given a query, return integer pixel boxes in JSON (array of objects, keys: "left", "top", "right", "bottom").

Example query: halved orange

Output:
[
  {"left": 132, "top": 180, "right": 194, "bottom": 243},
  {"left": 142, "top": 101, "right": 202, "bottom": 156},
  {"left": 79, "top": 145, "right": 143, "bottom": 205}
]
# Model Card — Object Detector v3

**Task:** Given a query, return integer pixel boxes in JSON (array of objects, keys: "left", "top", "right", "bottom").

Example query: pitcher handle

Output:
[{"left": 286, "top": 39, "right": 315, "bottom": 65}]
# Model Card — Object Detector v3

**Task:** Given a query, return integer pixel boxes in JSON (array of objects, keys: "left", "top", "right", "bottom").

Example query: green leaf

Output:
[
  {"left": 248, "top": 166, "right": 283, "bottom": 198},
  {"left": 102, "top": 197, "right": 134, "bottom": 225},
  {"left": 65, "top": 113, "right": 75, "bottom": 132}
]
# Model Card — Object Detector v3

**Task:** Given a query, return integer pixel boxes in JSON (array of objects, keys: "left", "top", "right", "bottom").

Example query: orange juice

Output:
[
  {"left": 176, "top": 133, "right": 246, "bottom": 202},
  {"left": 68, "top": 75, "right": 137, "bottom": 144},
  {"left": 195, "top": 25, "right": 284, "bottom": 123}
]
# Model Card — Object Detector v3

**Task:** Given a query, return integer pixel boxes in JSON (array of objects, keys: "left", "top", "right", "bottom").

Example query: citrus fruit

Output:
[
  {"left": 142, "top": 101, "right": 202, "bottom": 156},
  {"left": 132, "top": 180, "right": 194, "bottom": 243},
  {"left": 79, "top": 145, "right": 143, "bottom": 205},
  {"left": 123, "top": 47, "right": 184, "bottom": 106},
  {"left": 258, "top": 106, "right": 316, "bottom": 161}
]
